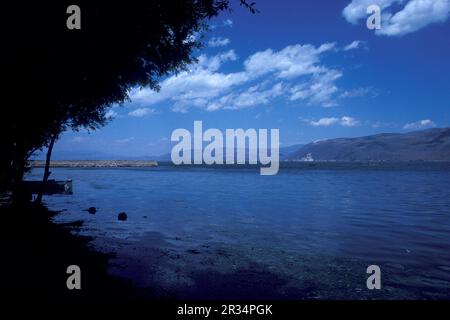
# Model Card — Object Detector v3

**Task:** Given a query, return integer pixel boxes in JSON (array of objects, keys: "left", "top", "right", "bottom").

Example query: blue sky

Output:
[{"left": 48, "top": 0, "right": 450, "bottom": 158}]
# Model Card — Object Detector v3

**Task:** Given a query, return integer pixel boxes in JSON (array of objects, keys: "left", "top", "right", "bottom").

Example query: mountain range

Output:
[
  {"left": 287, "top": 128, "right": 450, "bottom": 161},
  {"left": 34, "top": 128, "right": 450, "bottom": 162}
]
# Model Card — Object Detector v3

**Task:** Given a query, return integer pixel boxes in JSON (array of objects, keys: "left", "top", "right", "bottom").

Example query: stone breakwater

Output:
[{"left": 30, "top": 160, "right": 158, "bottom": 168}]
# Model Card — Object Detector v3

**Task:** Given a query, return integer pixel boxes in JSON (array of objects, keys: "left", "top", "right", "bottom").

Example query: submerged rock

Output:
[
  {"left": 87, "top": 207, "right": 96, "bottom": 214},
  {"left": 118, "top": 212, "right": 127, "bottom": 221}
]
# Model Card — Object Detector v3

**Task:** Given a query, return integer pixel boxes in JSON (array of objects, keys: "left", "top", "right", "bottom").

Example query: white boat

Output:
[{"left": 300, "top": 153, "right": 314, "bottom": 162}]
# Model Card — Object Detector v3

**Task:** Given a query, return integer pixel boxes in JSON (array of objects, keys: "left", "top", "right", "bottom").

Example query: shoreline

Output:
[
  {"left": 2, "top": 201, "right": 145, "bottom": 302},
  {"left": 4, "top": 199, "right": 450, "bottom": 301},
  {"left": 30, "top": 160, "right": 158, "bottom": 168}
]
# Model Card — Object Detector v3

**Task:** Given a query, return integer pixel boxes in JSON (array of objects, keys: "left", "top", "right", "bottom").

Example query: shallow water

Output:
[{"left": 27, "top": 163, "right": 450, "bottom": 299}]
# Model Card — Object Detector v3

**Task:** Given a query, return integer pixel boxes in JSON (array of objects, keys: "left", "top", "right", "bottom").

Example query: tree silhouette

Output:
[{"left": 1, "top": 1, "right": 256, "bottom": 202}]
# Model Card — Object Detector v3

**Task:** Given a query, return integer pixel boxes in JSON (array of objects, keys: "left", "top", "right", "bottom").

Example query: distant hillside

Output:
[
  {"left": 32, "top": 144, "right": 300, "bottom": 162},
  {"left": 287, "top": 128, "right": 450, "bottom": 161},
  {"left": 154, "top": 144, "right": 304, "bottom": 162},
  {"left": 279, "top": 144, "right": 305, "bottom": 160},
  {"left": 32, "top": 128, "right": 450, "bottom": 162},
  {"left": 32, "top": 149, "right": 159, "bottom": 161}
]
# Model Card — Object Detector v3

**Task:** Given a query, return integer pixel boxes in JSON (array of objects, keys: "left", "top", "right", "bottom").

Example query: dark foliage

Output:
[{"left": 1, "top": 1, "right": 254, "bottom": 196}]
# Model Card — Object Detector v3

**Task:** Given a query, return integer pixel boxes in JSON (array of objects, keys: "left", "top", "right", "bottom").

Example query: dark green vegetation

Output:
[
  {"left": 1, "top": 0, "right": 255, "bottom": 201},
  {"left": 287, "top": 128, "right": 450, "bottom": 161},
  {"left": 1, "top": 1, "right": 255, "bottom": 303}
]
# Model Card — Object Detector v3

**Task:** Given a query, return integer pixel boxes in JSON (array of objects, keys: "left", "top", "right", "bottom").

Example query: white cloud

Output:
[
  {"left": 403, "top": 119, "right": 436, "bottom": 129},
  {"left": 105, "top": 110, "right": 118, "bottom": 119},
  {"left": 207, "top": 82, "right": 286, "bottom": 111},
  {"left": 129, "top": 42, "right": 362, "bottom": 112},
  {"left": 223, "top": 19, "right": 233, "bottom": 27},
  {"left": 343, "top": 40, "right": 367, "bottom": 51},
  {"left": 379, "top": 0, "right": 450, "bottom": 36},
  {"left": 244, "top": 43, "right": 336, "bottom": 79},
  {"left": 309, "top": 116, "right": 360, "bottom": 127},
  {"left": 310, "top": 117, "right": 340, "bottom": 127},
  {"left": 343, "top": 0, "right": 450, "bottom": 36},
  {"left": 290, "top": 69, "right": 342, "bottom": 107},
  {"left": 197, "top": 50, "right": 237, "bottom": 71},
  {"left": 340, "top": 116, "right": 361, "bottom": 127},
  {"left": 128, "top": 108, "right": 157, "bottom": 118},
  {"left": 208, "top": 37, "right": 230, "bottom": 47},
  {"left": 129, "top": 49, "right": 245, "bottom": 111},
  {"left": 343, "top": 0, "right": 402, "bottom": 24}
]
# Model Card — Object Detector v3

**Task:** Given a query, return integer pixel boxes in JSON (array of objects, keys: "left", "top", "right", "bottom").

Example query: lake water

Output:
[{"left": 27, "top": 163, "right": 450, "bottom": 299}]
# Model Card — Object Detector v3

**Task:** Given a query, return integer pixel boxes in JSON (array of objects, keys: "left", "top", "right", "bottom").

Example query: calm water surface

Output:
[{"left": 27, "top": 163, "right": 450, "bottom": 299}]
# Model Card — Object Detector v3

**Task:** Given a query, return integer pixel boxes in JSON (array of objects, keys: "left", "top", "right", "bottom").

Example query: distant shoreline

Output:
[
  {"left": 29, "top": 160, "right": 450, "bottom": 170},
  {"left": 30, "top": 160, "right": 158, "bottom": 168}
]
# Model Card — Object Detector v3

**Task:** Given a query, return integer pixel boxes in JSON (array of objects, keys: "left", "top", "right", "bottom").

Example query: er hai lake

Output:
[{"left": 27, "top": 162, "right": 450, "bottom": 299}]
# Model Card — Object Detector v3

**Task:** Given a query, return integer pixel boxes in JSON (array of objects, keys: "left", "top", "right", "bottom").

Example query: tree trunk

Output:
[
  {"left": 35, "top": 133, "right": 57, "bottom": 204},
  {"left": 10, "top": 141, "right": 28, "bottom": 205}
]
